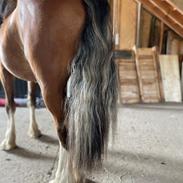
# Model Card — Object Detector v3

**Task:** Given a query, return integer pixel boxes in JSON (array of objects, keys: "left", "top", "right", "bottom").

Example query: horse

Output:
[
  {"left": 0, "top": 0, "right": 118, "bottom": 182},
  {"left": 0, "top": 0, "right": 41, "bottom": 139}
]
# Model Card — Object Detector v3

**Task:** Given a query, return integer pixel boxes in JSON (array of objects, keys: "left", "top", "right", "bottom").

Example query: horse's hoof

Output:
[
  {"left": 49, "top": 178, "right": 69, "bottom": 183},
  {"left": 0, "top": 139, "right": 16, "bottom": 151},
  {"left": 28, "top": 129, "right": 42, "bottom": 139},
  {"left": 49, "top": 180, "right": 58, "bottom": 183}
]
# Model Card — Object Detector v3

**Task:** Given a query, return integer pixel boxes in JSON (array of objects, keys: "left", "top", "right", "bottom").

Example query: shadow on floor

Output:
[
  {"left": 6, "top": 146, "right": 56, "bottom": 160},
  {"left": 106, "top": 149, "right": 183, "bottom": 183},
  {"left": 85, "top": 179, "right": 97, "bottom": 183},
  {"left": 38, "top": 134, "right": 58, "bottom": 145}
]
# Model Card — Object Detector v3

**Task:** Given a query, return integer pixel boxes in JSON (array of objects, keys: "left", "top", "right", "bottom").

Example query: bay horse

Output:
[
  {"left": 0, "top": 0, "right": 118, "bottom": 182},
  {"left": 0, "top": 0, "right": 41, "bottom": 140}
]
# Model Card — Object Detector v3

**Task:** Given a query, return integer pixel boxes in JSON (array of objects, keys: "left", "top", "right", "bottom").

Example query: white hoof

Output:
[
  {"left": 28, "top": 128, "right": 41, "bottom": 138},
  {"left": 49, "top": 177, "right": 68, "bottom": 183},
  {"left": 0, "top": 139, "right": 16, "bottom": 151},
  {"left": 49, "top": 180, "right": 56, "bottom": 183},
  {"left": 49, "top": 179, "right": 60, "bottom": 183}
]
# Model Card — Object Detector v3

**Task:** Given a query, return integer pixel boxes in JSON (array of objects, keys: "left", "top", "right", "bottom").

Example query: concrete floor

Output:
[{"left": 0, "top": 104, "right": 183, "bottom": 183}]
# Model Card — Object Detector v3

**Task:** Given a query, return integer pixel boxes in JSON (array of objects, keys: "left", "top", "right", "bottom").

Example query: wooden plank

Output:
[
  {"left": 167, "top": 31, "right": 183, "bottom": 54},
  {"left": 119, "top": 0, "right": 137, "bottom": 49},
  {"left": 141, "top": 9, "right": 152, "bottom": 47},
  {"left": 118, "top": 51, "right": 140, "bottom": 104},
  {"left": 170, "top": 0, "right": 183, "bottom": 11},
  {"left": 136, "top": 2, "right": 142, "bottom": 47},
  {"left": 135, "top": 0, "right": 183, "bottom": 38},
  {"left": 159, "top": 55, "right": 182, "bottom": 102},
  {"left": 159, "top": 22, "right": 165, "bottom": 53},
  {"left": 112, "top": 0, "right": 121, "bottom": 48},
  {"left": 135, "top": 47, "right": 162, "bottom": 103}
]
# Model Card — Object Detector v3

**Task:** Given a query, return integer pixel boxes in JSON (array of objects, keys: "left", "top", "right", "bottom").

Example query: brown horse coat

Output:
[{"left": 0, "top": 0, "right": 117, "bottom": 182}]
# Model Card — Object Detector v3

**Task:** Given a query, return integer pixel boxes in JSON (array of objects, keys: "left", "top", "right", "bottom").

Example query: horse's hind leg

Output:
[
  {"left": 39, "top": 80, "right": 70, "bottom": 183},
  {"left": 0, "top": 64, "right": 16, "bottom": 150},
  {"left": 27, "top": 81, "right": 41, "bottom": 138},
  {"left": 43, "top": 82, "right": 85, "bottom": 183}
]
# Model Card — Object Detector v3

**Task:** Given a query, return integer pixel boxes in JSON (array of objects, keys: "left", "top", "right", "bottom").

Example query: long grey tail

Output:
[{"left": 68, "top": 0, "right": 118, "bottom": 171}]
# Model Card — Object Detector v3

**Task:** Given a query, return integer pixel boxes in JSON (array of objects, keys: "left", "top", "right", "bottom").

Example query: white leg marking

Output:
[
  {"left": 50, "top": 142, "right": 71, "bottom": 183},
  {"left": 28, "top": 106, "right": 41, "bottom": 138},
  {"left": 0, "top": 111, "right": 16, "bottom": 150},
  {"left": 67, "top": 77, "right": 71, "bottom": 98}
]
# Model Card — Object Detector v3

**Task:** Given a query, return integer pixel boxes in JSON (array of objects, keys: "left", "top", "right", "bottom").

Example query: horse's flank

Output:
[
  {"left": 0, "top": 0, "right": 118, "bottom": 182},
  {"left": 0, "top": 0, "right": 85, "bottom": 83}
]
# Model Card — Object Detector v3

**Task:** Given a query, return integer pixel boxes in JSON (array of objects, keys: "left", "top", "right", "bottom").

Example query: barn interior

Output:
[
  {"left": 113, "top": 0, "right": 183, "bottom": 104},
  {"left": 0, "top": 0, "right": 183, "bottom": 183}
]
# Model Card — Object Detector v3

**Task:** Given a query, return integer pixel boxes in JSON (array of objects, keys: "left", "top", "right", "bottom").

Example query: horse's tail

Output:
[{"left": 68, "top": 0, "right": 118, "bottom": 171}]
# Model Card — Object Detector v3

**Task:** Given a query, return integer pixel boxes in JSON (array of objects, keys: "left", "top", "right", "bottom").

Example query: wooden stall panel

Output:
[
  {"left": 119, "top": 54, "right": 140, "bottom": 104},
  {"left": 159, "top": 55, "right": 182, "bottom": 102},
  {"left": 167, "top": 31, "right": 183, "bottom": 54},
  {"left": 111, "top": 0, "right": 121, "bottom": 48},
  {"left": 140, "top": 9, "right": 152, "bottom": 48},
  {"left": 119, "top": 0, "right": 137, "bottom": 49},
  {"left": 135, "top": 48, "right": 162, "bottom": 103}
]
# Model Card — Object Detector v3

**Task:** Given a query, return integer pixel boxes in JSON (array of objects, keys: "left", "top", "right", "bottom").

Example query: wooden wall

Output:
[
  {"left": 112, "top": 0, "right": 137, "bottom": 49},
  {"left": 111, "top": 0, "right": 183, "bottom": 104}
]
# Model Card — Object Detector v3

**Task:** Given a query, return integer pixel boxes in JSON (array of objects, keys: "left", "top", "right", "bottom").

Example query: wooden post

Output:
[
  {"left": 136, "top": 2, "right": 142, "bottom": 48},
  {"left": 159, "top": 21, "right": 165, "bottom": 54},
  {"left": 112, "top": 0, "right": 121, "bottom": 49},
  {"left": 119, "top": 0, "right": 137, "bottom": 49}
]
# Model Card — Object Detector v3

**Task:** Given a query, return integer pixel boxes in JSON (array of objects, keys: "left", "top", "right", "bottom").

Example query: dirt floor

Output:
[{"left": 0, "top": 104, "right": 183, "bottom": 183}]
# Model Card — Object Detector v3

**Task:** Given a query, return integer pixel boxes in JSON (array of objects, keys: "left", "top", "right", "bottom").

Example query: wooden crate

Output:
[
  {"left": 159, "top": 55, "right": 182, "bottom": 102},
  {"left": 135, "top": 47, "right": 162, "bottom": 103},
  {"left": 118, "top": 51, "right": 140, "bottom": 104}
]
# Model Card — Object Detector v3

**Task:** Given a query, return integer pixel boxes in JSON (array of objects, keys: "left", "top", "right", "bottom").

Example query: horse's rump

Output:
[{"left": 0, "top": 0, "right": 118, "bottom": 181}]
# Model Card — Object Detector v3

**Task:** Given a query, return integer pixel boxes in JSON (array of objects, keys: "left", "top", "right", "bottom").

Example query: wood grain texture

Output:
[
  {"left": 118, "top": 53, "right": 140, "bottom": 104},
  {"left": 112, "top": 0, "right": 121, "bottom": 48},
  {"left": 135, "top": 0, "right": 183, "bottom": 38},
  {"left": 167, "top": 31, "right": 183, "bottom": 54},
  {"left": 135, "top": 47, "right": 162, "bottom": 103},
  {"left": 159, "top": 55, "right": 182, "bottom": 102},
  {"left": 140, "top": 9, "right": 152, "bottom": 48},
  {"left": 170, "top": 0, "right": 183, "bottom": 11},
  {"left": 119, "top": 0, "right": 137, "bottom": 49}
]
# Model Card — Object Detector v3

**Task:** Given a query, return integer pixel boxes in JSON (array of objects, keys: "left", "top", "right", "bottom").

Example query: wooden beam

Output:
[
  {"left": 159, "top": 22, "right": 165, "bottom": 53},
  {"left": 112, "top": 0, "right": 121, "bottom": 48},
  {"left": 135, "top": 0, "right": 183, "bottom": 38},
  {"left": 119, "top": 0, "right": 137, "bottom": 49},
  {"left": 136, "top": 2, "right": 142, "bottom": 47}
]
